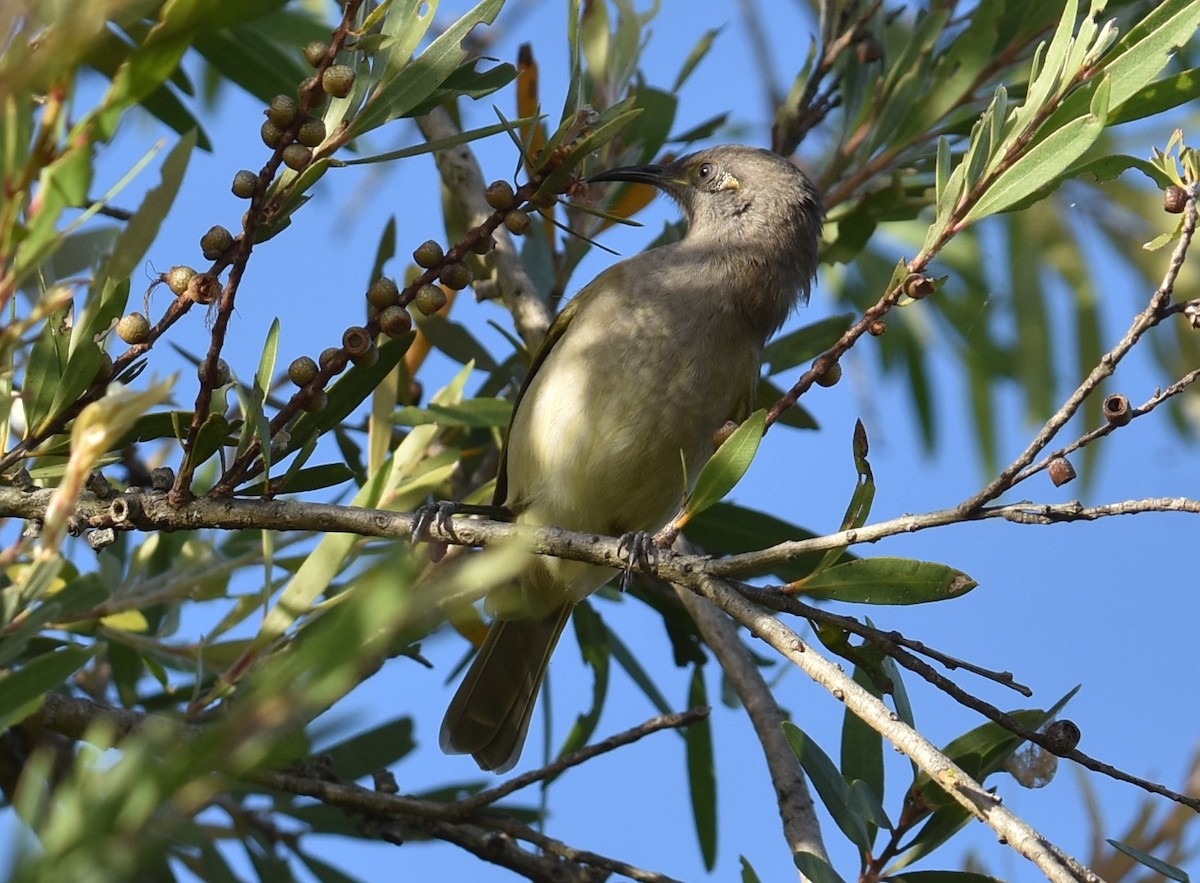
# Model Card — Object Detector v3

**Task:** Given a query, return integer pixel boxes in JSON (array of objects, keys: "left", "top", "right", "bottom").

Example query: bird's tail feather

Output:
[{"left": 439, "top": 604, "right": 572, "bottom": 773}]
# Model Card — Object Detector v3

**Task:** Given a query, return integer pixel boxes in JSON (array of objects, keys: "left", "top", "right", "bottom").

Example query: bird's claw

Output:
[
  {"left": 617, "top": 531, "right": 658, "bottom": 591},
  {"left": 411, "top": 500, "right": 461, "bottom": 544}
]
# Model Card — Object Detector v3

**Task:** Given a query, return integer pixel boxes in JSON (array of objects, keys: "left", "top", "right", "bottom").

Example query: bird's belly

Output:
[{"left": 507, "top": 333, "right": 751, "bottom": 536}]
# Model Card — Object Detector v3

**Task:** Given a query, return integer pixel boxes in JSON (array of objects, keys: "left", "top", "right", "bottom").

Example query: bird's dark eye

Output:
[{"left": 697, "top": 163, "right": 714, "bottom": 180}]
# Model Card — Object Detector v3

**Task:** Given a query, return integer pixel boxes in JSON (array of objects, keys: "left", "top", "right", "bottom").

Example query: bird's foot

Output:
[
  {"left": 410, "top": 500, "right": 515, "bottom": 543},
  {"left": 410, "top": 500, "right": 462, "bottom": 544},
  {"left": 617, "top": 531, "right": 658, "bottom": 591}
]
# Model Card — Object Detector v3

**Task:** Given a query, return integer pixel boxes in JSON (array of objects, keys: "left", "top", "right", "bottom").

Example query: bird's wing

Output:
[{"left": 490, "top": 282, "right": 594, "bottom": 508}]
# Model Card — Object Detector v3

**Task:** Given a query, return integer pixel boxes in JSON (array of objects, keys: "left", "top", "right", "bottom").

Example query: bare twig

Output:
[
  {"left": 674, "top": 582, "right": 830, "bottom": 863},
  {"left": 958, "top": 188, "right": 1198, "bottom": 514}
]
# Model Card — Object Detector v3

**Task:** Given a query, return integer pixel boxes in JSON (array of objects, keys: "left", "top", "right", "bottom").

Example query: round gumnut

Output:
[
  {"left": 471, "top": 234, "right": 494, "bottom": 255},
  {"left": 351, "top": 341, "right": 379, "bottom": 368},
  {"left": 319, "top": 347, "right": 342, "bottom": 372},
  {"left": 379, "top": 304, "right": 413, "bottom": 338},
  {"left": 203, "top": 358, "right": 232, "bottom": 386},
  {"left": 266, "top": 94, "right": 298, "bottom": 128},
  {"left": 439, "top": 262, "right": 472, "bottom": 290},
  {"left": 260, "top": 119, "right": 284, "bottom": 148},
  {"left": 282, "top": 144, "right": 312, "bottom": 170},
  {"left": 232, "top": 170, "right": 257, "bottom": 198},
  {"left": 186, "top": 272, "right": 222, "bottom": 305},
  {"left": 303, "top": 40, "right": 328, "bottom": 68},
  {"left": 342, "top": 325, "right": 371, "bottom": 357},
  {"left": 485, "top": 180, "right": 516, "bottom": 211},
  {"left": 1164, "top": 185, "right": 1188, "bottom": 214},
  {"left": 201, "top": 225, "right": 234, "bottom": 260},
  {"left": 814, "top": 360, "right": 842, "bottom": 387},
  {"left": 322, "top": 65, "right": 356, "bottom": 98},
  {"left": 288, "top": 356, "right": 319, "bottom": 387},
  {"left": 504, "top": 209, "right": 530, "bottom": 235},
  {"left": 297, "top": 118, "right": 326, "bottom": 147},
  {"left": 412, "top": 239, "right": 444, "bottom": 268},
  {"left": 165, "top": 265, "right": 196, "bottom": 295},
  {"left": 367, "top": 276, "right": 400, "bottom": 310},
  {"left": 415, "top": 283, "right": 448, "bottom": 316},
  {"left": 116, "top": 312, "right": 150, "bottom": 344}
]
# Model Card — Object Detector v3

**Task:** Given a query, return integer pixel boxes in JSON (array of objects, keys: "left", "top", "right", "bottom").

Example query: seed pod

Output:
[
  {"left": 413, "top": 239, "right": 445, "bottom": 268},
  {"left": 116, "top": 312, "right": 151, "bottom": 344},
  {"left": 380, "top": 304, "right": 413, "bottom": 338},
  {"left": 1048, "top": 457, "right": 1076, "bottom": 487},
  {"left": 903, "top": 273, "right": 935, "bottom": 299},
  {"left": 504, "top": 209, "right": 530, "bottom": 235},
  {"left": 201, "top": 358, "right": 232, "bottom": 386},
  {"left": 415, "top": 283, "right": 448, "bottom": 316},
  {"left": 266, "top": 94, "right": 298, "bottom": 128},
  {"left": 1042, "top": 719, "right": 1081, "bottom": 753},
  {"left": 814, "top": 359, "right": 842, "bottom": 387},
  {"left": 1103, "top": 393, "right": 1132, "bottom": 426},
  {"left": 288, "top": 356, "right": 319, "bottom": 387},
  {"left": 260, "top": 119, "right": 284, "bottom": 149},
  {"left": 1164, "top": 185, "right": 1188, "bottom": 214},
  {"left": 351, "top": 341, "right": 379, "bottom": 368},
  {"left": 282, "top": 144, "right": 312, "bottom": 170},
  {"left": 867, "top": 319, "right": 886, "bottom": 336},
  {"left": 165, "top": 265, "right": 196, "bottom": 295},
  {"left": 232, "top": 170, "right": 258, "bottom": 198},
  {"left": 319, "top": 347, "right": 343, "bottom": 373},
  {"left": 303, "top": 40, "right": 328, "bottom": 68},
  {"left": 342, "top": 325, "right": 371, "bottom": 357},
  {"left": 201, "top": 225, "right": 234, "bottom": 260},
  {"left": 439, "top": 261, "right": 472, "bottom": 291},
  {"left": 185, "top": 272, "right": 222, "bottom": 305},
  {"left": 367, "top": 276, "right": 400, "bottom": 310},
  {"left": 297, "top": 118, "right": 326, "bottom": 147},
  {"left": 470, "top": 234, "right": 495, "bottom": 255},
  {"left": 322, "top": 64, "right": 356, "bottom": 98},
  {"left": 485, "top": 180, "right": 516, "bottom": 211},
  {"left": 150, "top": 466, "right": 175, "bottom": 491}
]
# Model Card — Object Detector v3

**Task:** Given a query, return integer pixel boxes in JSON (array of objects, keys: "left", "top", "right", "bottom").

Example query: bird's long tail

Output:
[{"left": 439, "top": 604, "right": 572, "bottom": 773}]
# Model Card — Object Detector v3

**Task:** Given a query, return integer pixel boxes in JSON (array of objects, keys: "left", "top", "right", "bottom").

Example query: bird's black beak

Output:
[{"left": 588, "top": 163, "right": 672, "bottom": 187}]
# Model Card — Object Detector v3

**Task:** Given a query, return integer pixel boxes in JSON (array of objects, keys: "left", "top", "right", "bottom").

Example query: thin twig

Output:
[
  {"left": 958, "top": 187, "right": 1198, "bottom": 514},
  {"left": 454, "top": 707, "right": 708, "bottom": 815}
]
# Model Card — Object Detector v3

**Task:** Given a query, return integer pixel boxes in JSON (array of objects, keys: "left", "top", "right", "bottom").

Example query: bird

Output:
[{"left": 439, "top": 144, "right": 824, "bottom": 772}]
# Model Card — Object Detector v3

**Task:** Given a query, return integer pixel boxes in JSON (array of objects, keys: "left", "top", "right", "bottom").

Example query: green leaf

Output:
[
  {"left": 606, "top": 627, "right": 673, "bottom": 717},
  {"left": 558, "top": 601, "right": 610, "bottom": 759},
  {"left": 682, "top": 502, "right": 841, "bottom": 583},
  {"left": 794, "top": 853, "right": 848, "bottom": 883},
  {"left": 685, "top": 666, "right": 717, "bottom": 870},
  {"left": 393, "top": 398, "right": 511, "bottom": 428},
  {"left": 350, "top": 0, "right": 506, "bottom": 136},
  {"left": 237, "top": 463, "right": 355, "bottom": 496},
  {"left": 1106, "top": 840, "right": 1191, "bottom": 883},
  {"left": 841, "top": 666, "right": 885, "bottom": 816},
  {"left": 1100, "top": 0, "right": 1200, "bottom": 111},
  {"left": 0, "top": 646, "right": 100, "bottom": 731},
  {"left": 344, "top": 117, "right": 534, "bottom": 166},
  {"left": 674, "top": 27, "right": 721, "bottom": 93},
  {"left": 762, "top": 313, "right": 855, "bottom": 374},
  {"left": 782, "top": 721, "right": 870, "bottom": 852},
  {"left": 413, "top": 315, "right": 497, "bottom": 370},
  {"left": 684, "top": 410, "right": 766, "bottom": 520},
  {"left": 739, "top": 856, "right": 763, "bottom": 883},
  {"left": 799, "top": 558, "right": 977, "bottom": 605},
  {"left": 317, "top": 717, "right": 416, "bottom": 781},
  {"left": 965, "top": 76, "right": 1110, "bottom": 222},
  {"left": 1110, "top": 67, "right": 1200, "bottom": 125}
]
